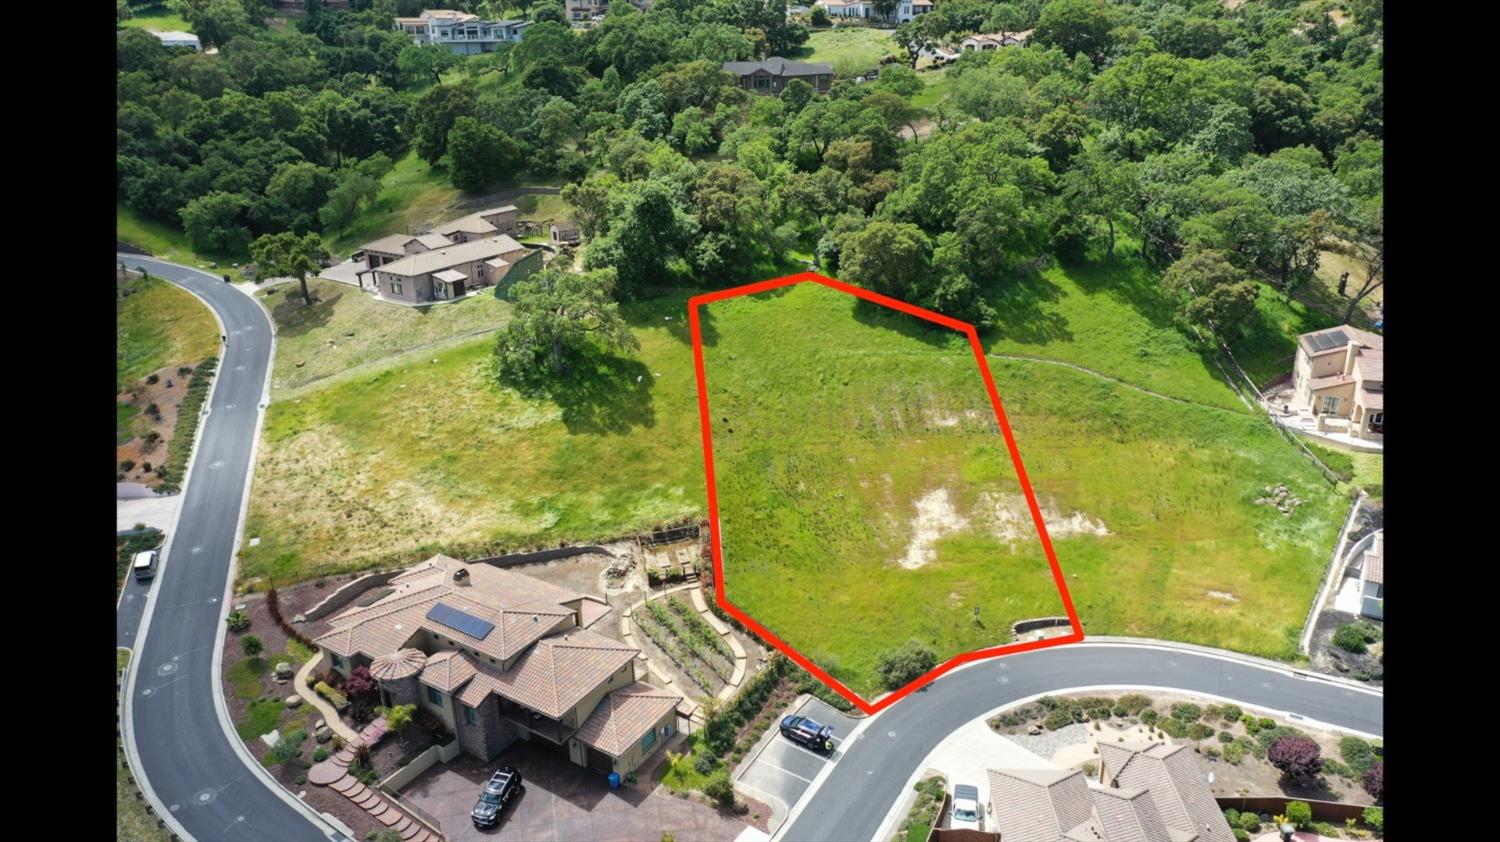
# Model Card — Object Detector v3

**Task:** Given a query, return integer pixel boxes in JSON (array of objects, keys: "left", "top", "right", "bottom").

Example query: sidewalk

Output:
[{"left": 117, "top": 493, "right": 180, "bottom": 533}]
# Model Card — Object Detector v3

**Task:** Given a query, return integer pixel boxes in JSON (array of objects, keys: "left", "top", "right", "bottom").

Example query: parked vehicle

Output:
[
  {"left": 950, "top": 783, "right": 982, "bottom": 830},
  {"left": 471, "top": 766, "right": 522, "bottom": 829},
  {"left": 780, "top": 715, "right": 835, "bottom": 753},
  {"left": 133, "top": 549, "right": 159, "bottom": 582}
]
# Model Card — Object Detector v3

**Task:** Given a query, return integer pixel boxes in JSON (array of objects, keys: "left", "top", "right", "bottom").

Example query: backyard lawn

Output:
[
  {"left": 241, "top": 250, "right": 1346, "bottom": 691},
  {"left": 258, "top": 278, "right": 513, "bottom": 393},
  {"left": 791, "top": 27, "right": 900, "bottom": 77},
  {"left": 118, "top": 4, "right": 192, "bottom": 32}
]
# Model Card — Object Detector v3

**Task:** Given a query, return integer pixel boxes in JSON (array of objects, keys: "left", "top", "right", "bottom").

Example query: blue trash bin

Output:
[{"left": 608, "top": 772, "right": 621, "bottom": 789}]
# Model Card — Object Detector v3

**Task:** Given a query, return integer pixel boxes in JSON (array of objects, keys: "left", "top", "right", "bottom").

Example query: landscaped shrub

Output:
[
  {"left": 226, "top": 611, "right": 251, "bottom": 632},
  {"left": 875, "top": 640, "right": 937, "bottom": 690},
  {"left": 1218, "top": 731, "right": 1234, "bottom": 743},
  {"left": 1339, "top": 736, "right": 1379, "bottom": 776},
  {"left": 694, "top": 750, "right": 717, "bottom": 776},
  {"left": 315, "top": 681, "right": 349, "bottom": 711},
  {"left": 1112, "top": 705, "right": 1128, "bottom": 718},
  {"left": 158, "top": 359, "right": 216, "bottom": 492},
  {"left": 1321, "top": 758, "right": 1352, "bottom": 779},
  {"left": 1188, "top": 723, "right": 1215, "bottom": 740},
  {"left": 1036, "top": 696, "right": 1059, "bottom": 710},
  {"left": 703, "top": 770, "right": 735, "bottom": 806},
  {"left": 1285, "top": 800, "right": 1312, "bottom": 829},
  {"left": 268, "top": 728, "right": 308, "bottom": 765},
  {"left": 1242, "top": 714, "right": 1259, "bottom": 734},
  {"left": 313, "top": 746, "right": 329, "bottom": 762},
  {"left": 1268, "top": 735, "right": 1323, "bottom": 780},
  {"left": 121, "top": 459, "right": 137, "bottom": 472},
  {"left": 1141, "top": 709, "right": 1159, "bottom": 725},
  {"left": 1116, "top": 694, "right": 1152, "bottom": 714},
  {"left": 241, "top": 635, "right": 264, "bottom": 658},
  {"left": 1044, "top": 708, "right": 1075, "bottom": 731},
  {"left": 1333, "top": 622, "right": 1375, "bottom": 653},
  {"left": 1223, "top": 809, "right": 1240, "bottom": 826},
  {"left": 1170, "top": 703, "right": 1202, "bottom": 722},
  {"left": 1362, "top": 760, "right": 1383, "bottom": 801},
  {"left": 1231, "top": 830, "right": 1249, "bottom": 842},
  {"left": 1222, "top": 741, "right": 1244, "bottom": 764},
  {"left": 1258, "top": 717, "right": 1275, "bottom": 730},
  {"left": 1238, "top": 812, "right": 1261, "bottom": 832},
  {"left": 1362, "top": 806, "right": 1383, "bottom": 833},
  {"left": 1157, "top": 717, "right": 1187, "bottom": 738}
]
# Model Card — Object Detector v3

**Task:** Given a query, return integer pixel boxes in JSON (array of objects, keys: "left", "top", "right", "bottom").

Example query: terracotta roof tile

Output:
[
  {"left": 419, "top": 650, "right": 479, "bottom": 693},
  {"left": 988, "top": 768, "right": 1095, "bottom": 841},
  {"left": 574, "top": 682, "right": 680, "bottom": 757}
]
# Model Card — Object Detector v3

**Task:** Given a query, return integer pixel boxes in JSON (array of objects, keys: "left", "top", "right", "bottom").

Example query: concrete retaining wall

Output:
[
  {"left": 469, "top": 545, "right": 614, "bottom": 569},
  {"left": 304, "top": 570, "right": 402, "bottom": 622}
]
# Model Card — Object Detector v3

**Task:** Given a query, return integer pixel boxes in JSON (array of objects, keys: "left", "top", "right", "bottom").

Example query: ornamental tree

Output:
[
  {"left": 1268, "top": 735, "right": 1323, "bottom": 780},
  {"left": 1362, "top": 760, "right": 1383, "bottom": 801}
]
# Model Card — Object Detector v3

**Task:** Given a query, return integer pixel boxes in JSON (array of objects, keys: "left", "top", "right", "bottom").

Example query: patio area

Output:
[
  {"left": 1263, "top": 388, "right": 1383, "bottom": 452},
  {"left": 396, "top": 739, "right": 755, "bottom": 841}
]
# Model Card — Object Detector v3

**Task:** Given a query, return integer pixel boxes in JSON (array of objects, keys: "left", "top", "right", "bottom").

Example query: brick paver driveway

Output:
[{"left": 398, "top": 741, "right": 752, "bottom": 841}]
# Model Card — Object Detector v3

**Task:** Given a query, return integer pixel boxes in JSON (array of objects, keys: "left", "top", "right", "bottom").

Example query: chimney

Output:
[
  {"left": 1342, "top": 341, "right": 1359, "bottom": 377},
  {"left": 453, "top": 568, "right": 471, "bottom": 586}
]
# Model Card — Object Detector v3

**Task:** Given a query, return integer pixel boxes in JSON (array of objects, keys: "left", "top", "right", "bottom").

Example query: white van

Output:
[{"left": 133, "top": 549, "right": 159, "bottom": 582}]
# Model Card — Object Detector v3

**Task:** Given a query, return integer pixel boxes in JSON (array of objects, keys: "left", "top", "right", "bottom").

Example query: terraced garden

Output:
[{"left": 633, "top": 595, "right": 735, "bottom": 696}]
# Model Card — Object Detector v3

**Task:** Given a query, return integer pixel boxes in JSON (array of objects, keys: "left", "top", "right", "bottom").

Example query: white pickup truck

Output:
[{"left": 950, "top": 783, "right": 983, "bottom": 831}]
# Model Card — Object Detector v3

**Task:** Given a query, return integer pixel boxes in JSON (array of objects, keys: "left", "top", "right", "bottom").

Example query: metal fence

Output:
[{"left": 1296, "top": 491, "right": 1367, "bottom": 654}]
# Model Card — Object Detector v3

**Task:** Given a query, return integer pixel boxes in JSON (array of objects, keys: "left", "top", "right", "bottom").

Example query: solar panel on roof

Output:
[
  {"left": 1326, "top": 330, "right": 1349, "bottom": 347},
  {"left": 426, "top": 602, "right": 495, "bottom": 640}
]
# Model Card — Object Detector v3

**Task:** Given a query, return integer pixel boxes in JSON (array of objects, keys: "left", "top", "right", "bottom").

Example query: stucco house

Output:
[
  {"left": 988, "top": 743, "right": 1234, "bottom": 842},
  {"left": 815, "top": 0, "right": 931, "bottom": 23},
  {"left": 395, "top": 10, "right": 530, "bottom": 54},
  {"left": 355, "top": 233, "right": 456, "bottom": 272},
  {"left": 315, "top": 555, "right": 683, "bottom": 777},
  {"left": 550, "top": 221, "right": 581, "bottom": 245},
  {"left": 567, "top": 0, "right": 651, "bottom": 21},
  {"left": 723, "top": 57, "right": 835, "bottom": 95},
  {"left": 150, "top": 30, "right": 202, "bottom": 50},
  {"left": 1290, "top": 324, "right": 1384, "bottom": 441},
  {"left": 1360, "top": 530, "right": 1383, "bottom": 620},
  {"left": 960, "top": 30, "right": 1033, "bottom": 50},
  {"left": 368, "top": 235, "right": 534, "bottom": 304},
  {"left": 432, "top": 206, "right": 520, "bottom": 243}
]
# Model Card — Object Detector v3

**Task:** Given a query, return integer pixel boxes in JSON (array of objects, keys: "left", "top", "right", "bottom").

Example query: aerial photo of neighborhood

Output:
[{"left": 116, "top": 0, "right": 1384, "bottom": 840}]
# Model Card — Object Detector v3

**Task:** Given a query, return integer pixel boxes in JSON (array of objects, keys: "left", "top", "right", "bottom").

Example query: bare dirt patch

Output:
[
  {"left": 117, "top": 365, "right": 192, "bottom": 488},
  {"left": 977, "top": 492, "right": 1109, "bottom": 545},
  {"left": 900, "top": 487, "right": 970, "bottom": 569},
  {"left": 1208, "top": 590, "right": 1240, "bottom": 603}
]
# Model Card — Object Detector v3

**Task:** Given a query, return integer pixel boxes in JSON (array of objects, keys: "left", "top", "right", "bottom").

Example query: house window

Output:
[
  {"left": 755, "top": 76, "right": 769, "bottom": 90},
  {"left": 663, "top": 721, "right": 675, "bottom": 740},
  {"left": 1320, "top": 395, "right": 1340, "bottom": 414},
  {"left": 1368, "top": 411, "right": 1383, "bottom": 427},
  {"left": 465, "top": 705, "right": 479, "bottom": 725},
  {"left": 390, "top": 279, "right": 404, "bottom": 295},
  {"left": 330, "top": 653, "right": 343, "bottom": 669},
  {"left": 427, "top": 687, "right": 443, "bottom": 705},
  {"left": 641, "top": 728, "right": 657, "bottom": 752}
]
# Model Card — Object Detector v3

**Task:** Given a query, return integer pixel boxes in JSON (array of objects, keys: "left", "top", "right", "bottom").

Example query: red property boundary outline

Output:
[{"left": 688, "top": 271, "right": 1085, "bottom": 716}]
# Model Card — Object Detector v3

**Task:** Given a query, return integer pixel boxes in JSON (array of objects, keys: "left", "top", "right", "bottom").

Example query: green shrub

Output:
[
  {"left": 1219, "top": 704, "right": 1242, "bottom": 722},
  {"left": 1239, "top": 812, "right": 1261, "bottom": 832},
  {"left": 1218, "top": 731, "right": 1235, "bottom": 743},
  {"left": 1333, "top": 623, "right": 1371, "bottom": 653},
  {"left": 315, "top": 681, "right": 349, "bottom": 711},
  {"left": 1222, "top": 742, "right": 1245, "bottom": 764},
  {"left": 1258, "top": 717, "right": 1275, "bottom": 730},
  {"left": 1242, "top": 714, "right": 1259, "bottom": 734},
  {"left": 1202, "top": 745, "right": 1220, "bottom": 758},
  {"left": 1223, "top": 809, "right": 1240, "bottom": 825},
  {"left": 1232, "top": 830, "right": 1249, "bottom": 842},
  {"left": 1321, "top": 758, "right": 1352, "bottom": 779},
  {"left": 1112, "top": 705, "right": 1128, "bottom": 718},
  {"left": 1285, "top": 801, "right": 1312, "bottom": 829},
  {"left": 241, "top": 634, "right": 264, "bottom": 658},
  {"left": 1170, "top": 703, "right": 1202, "bottom": 722},
  {"left": 1158, "top": 717, "right": 1187, "bottom": 738},
  {"left": 313, "top": 747, "right": 329, "bottom": 762},
  {"left": 1339, "top": 736, "right": 1378, "bottom": 775},
  {"left": 1044, "top": 708, "right": 1075, "bottom": 730},
  {"left": 226, "top": 611, "right": 251, "bottom": 632},
  {"left": 1116, "top": 694, "right": 1152, "bottom": 714},
  {"left": 694, "top": 750, "right": 717, "bottom": 776},
  {"left": 1141, "top": 709, "right": 1159, "bottom": 725},
  {"left": 875, "top": 640, "right": 938, "bottom": 690},
  {"left": 703, "top": 770, "right": 734, "bottom": 806},
  {"left": 1188, "top": 723, "right": 1215, "bottom": 740},
  {"left": 1362, "top": 806, "right": 1383, "bottom": 833},
  {"left": 1036, "top": 696, "right": 1059, "bottom": 710}
]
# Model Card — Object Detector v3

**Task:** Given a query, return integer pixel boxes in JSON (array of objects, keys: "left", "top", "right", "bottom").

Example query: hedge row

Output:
[{"left": 158, "top": 357, "right": 217, "bottom": 493}]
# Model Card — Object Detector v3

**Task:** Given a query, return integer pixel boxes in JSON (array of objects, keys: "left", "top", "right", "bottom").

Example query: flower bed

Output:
[
  {"left": 635, "top": 605, "right": 715, "bottom": 692},
  {"left": 667, "top": 596, "right": 736, "bottom": 661}
]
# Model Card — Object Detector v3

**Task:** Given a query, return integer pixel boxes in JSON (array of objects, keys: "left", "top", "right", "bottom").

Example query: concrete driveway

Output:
[
  {"left": 398, "top": 740, "right": 752, "bottom": 841},
  {"left": 735, "top": 697, "right": 859, "bottom": 832}
]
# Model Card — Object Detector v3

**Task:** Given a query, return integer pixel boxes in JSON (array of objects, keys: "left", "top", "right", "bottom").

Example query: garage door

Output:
[{"left": 587, "top": 746, "right": 614, "bottom": 774}]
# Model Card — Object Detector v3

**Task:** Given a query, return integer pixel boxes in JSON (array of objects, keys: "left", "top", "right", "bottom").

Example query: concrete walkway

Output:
[
  {"left": 294, "top": 654, "right": 360, "bottom": 743},
  {"left": 117, "top": 493, "right": 180, "bottom": 533}
]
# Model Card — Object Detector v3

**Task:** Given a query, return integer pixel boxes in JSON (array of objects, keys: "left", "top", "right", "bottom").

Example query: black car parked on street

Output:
[{"left": 472, "top": 766, "right": 522, "bottom": 829}]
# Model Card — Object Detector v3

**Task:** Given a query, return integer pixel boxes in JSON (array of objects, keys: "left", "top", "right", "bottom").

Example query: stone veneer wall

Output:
[
  {"left": 380, "top": 674, "right": 420, "bottom": 708},
  {"left": 457, "top": 695, "right": 517, "bottom": 761}
]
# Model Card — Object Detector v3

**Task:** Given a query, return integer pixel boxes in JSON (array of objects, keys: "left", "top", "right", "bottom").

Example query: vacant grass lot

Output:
[
  {"left": 118, "top": 273, "right": 220, "bottom": 392},
  {"left": 324, "top": 152, "right": 461, "bottom": 256},
  {"left": 243, "top": 253, "right": 1344, "bottom": 686},
  {"left": 792, "top": 27, "right": 900, "bottom": 77},
  {"left": 704, "top": 283, "right": 1341, "bottom": 694},
  {"left": 259, "top": 278, "right": 512, "bottom": 393},
  {"left": 118, "top": 203, "right": 251, "bottom": 282},
  {"left": 118, "top": 4, "right": 192, "bottom": 32}
]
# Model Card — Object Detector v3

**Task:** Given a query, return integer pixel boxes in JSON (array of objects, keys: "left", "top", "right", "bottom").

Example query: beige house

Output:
[
  {"left": 1360, "top": 530, "right": 1383, "bottom": 620},
  {"left": 961, "top": 30, "right": 1033, "bottom": 50},
  {"left": 989, "top": 743, "right": 1234, "bottom": 842},
  {"left": 369, "top": 235, "right": 532, "bottom": 304},
  {"left": 315, "top": 555, "right": 683, "bottom": 777},
  {"left": 356, "top": 233, "right": 455, "bottom": 271},
  {"left": 550, "top": 221, "right": 580, "bottom": 245},
  {"left": 433, "top": 206, "right": 520, "bottom": 243},
  {"left": 1290, "top": 324, "right": 1383, "bottom": 440}
]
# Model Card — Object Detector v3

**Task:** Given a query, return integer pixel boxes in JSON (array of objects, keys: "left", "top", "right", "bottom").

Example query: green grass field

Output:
[
  {"left": 242, "top": 251, "right": 1345, "bottom": 686},
  {"left": 703, "top": 282, "right": 1341, "bottom": 694},
  {"left": 117, "top": 273, "right": 220, "bottom": 392},
  {"left": 118, "top": 203, "right": 253, "bottom": 283},
  {"left": 324, "top": 151, "right": 462, "bottom": 256},
  {"left": 118, "top": 4, "right": 192, "bottom": 32},
  {"left": 259, "top": 278, "right": 513, "bottom": 393},
  {"left": 792, "top": 28, "right": 900, "bottom": 77}
]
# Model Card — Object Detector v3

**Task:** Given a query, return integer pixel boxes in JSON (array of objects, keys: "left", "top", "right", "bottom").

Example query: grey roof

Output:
[
  {"left": 360, "top": 232, "right": 453, "bottom": 255},
  {"left": 722, "top": 57, "right": 834, "bottom": 77},
  {"left": 1090, "top": 786, "right": 1184, "bottom": 842},
  {"left": 988, "top": 768, "right": 1095, "bottom": 842}
]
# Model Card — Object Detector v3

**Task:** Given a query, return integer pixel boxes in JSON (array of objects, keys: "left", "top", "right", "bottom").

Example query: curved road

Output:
[
  {"left": 782, "top": 642, "right": 1382, "bottom": 842},
  {"left": 119, "top": 255, "right": 334, "bottom": 842}
]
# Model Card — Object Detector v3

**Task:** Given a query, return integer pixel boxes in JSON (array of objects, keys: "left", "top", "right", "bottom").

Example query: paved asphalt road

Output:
[
  {"left": 781, "top": 643, "right": 1383, "bottom": 842},
  {"left": 119, "top": 255, "right": 333, "bottom": 842}
]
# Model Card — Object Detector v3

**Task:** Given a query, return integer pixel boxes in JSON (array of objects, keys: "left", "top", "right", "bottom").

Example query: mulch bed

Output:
[{"left": 117, "top": 365, "right": 190, "bottom": 488}]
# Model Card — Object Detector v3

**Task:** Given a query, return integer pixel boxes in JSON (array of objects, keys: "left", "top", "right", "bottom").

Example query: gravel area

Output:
[{"left": 1004, "top": 723, "right": 1092, "bottom": 758}]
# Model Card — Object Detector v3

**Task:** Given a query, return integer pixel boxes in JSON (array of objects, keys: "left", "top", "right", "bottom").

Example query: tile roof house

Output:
[
  {"left": 723, "top": 57, "right": 835, "bottom": 94},
  {"left": 366, "top": 234, "right": 534, "bottom": 305},
  {"left": 315, "top": 555, "right": 683, "bottom": 776},
  {"left": 961, "top": 29, "right": 1034, "bottom": 50},
  {"left": 814, "top": 0, "right": 932, "bottom": 23},
  {"left": 989, "top": 744, "right": 1234, "bottom": 842},
  {"left": 395, "top": 10, "right": 530, "bottom": 54},
  {"left": 1290, "top": 324, "right": 1384, "bottom": 441},
  {"left": 1359, "top": 530, "right": 1383, "bottom": 619},
  {"left": 432, "top": 206, "right": 520, "bottom": 243}
]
